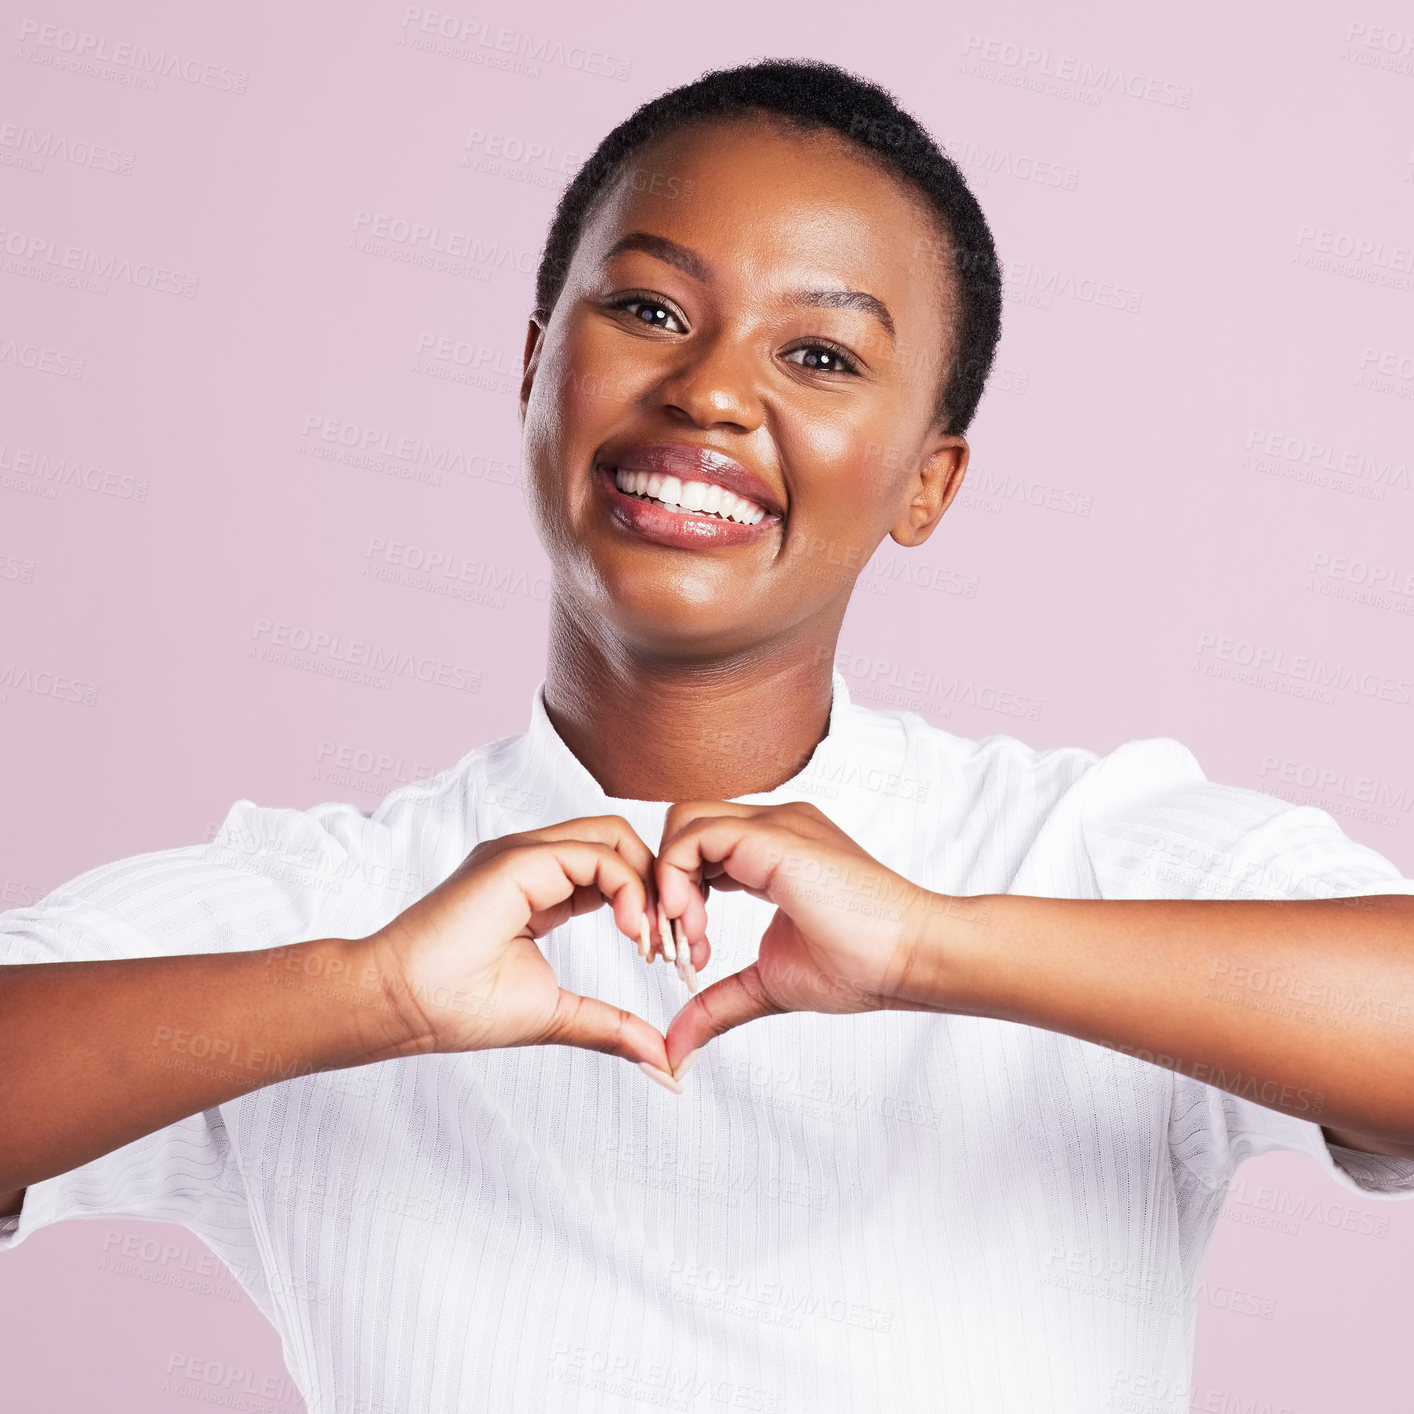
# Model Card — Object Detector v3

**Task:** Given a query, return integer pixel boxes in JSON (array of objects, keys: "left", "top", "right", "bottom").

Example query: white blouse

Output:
[{"left": 4, "top": 672, "right": 1413, "bottom": 1413}]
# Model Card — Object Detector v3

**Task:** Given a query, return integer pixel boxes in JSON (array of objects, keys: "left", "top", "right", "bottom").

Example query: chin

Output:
[
  {"left": 564, "top": 573, "right": 758, "bottom": 663},
  {"left": 607, "top": 596, "right": 758, "bottom": 662}
]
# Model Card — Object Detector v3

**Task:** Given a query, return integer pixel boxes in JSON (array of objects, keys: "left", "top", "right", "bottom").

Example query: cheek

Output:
[
  {"left": 540, "top": 321, "right": 652, "bottom": 438},
  {"left": 523, "top": 337, "right": 605, "bottom": 529},
  {"left": 782, "top": 414, "right": 900, "bottom": 532}
]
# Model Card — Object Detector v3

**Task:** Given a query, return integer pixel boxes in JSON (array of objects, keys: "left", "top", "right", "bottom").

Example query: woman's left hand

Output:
[{"left": 655, "top": 801, "right": 964, "bottom": 1067}]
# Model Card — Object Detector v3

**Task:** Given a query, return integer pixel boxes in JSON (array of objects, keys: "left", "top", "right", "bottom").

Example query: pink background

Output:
[{"left": 4, "top": 1, "right": 1413, "bottom": 1407}]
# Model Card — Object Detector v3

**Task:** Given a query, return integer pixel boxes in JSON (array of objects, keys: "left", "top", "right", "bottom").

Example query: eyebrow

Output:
[
  {"left": 602, "top": 231, "right": 897, "bottom": 344},
  {"left": 602, "top": 232, "right": 710, "bottom": 282},
  {"left": 787, "top": 288, "right": 895, "bottom": 344}
]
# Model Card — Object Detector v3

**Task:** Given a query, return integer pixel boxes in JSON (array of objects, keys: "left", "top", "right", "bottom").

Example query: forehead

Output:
[{"left": 574, "top": 116, "right": 953, "bottom": 343}]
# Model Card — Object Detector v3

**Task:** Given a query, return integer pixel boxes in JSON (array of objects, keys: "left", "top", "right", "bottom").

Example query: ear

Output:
[
  {"left": 519, "top": 315, "right": 546, "bottom": 424},
  {"left": 888, "top": 433, "right": 969, "bottom": 548}
]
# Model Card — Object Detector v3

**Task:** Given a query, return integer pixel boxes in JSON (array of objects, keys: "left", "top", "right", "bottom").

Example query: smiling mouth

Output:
[{"left": 609, "top": 468, "right": 770, "bottom": 525}]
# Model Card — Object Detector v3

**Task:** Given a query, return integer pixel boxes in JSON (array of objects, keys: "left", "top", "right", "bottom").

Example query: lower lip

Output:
[{"left": 594, "top": 465, "right": 779, "bottom": 549}]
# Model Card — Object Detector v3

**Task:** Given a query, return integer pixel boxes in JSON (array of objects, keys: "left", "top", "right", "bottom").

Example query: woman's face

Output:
[{"left": 520, "top": 115, "right": 969, "bottom": 662}]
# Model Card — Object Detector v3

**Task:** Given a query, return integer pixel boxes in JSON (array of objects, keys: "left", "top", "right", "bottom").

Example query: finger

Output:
[
  {"left": 510, "top": 840, "right": 651, "bottom": 949},
  {"left": 543, "top": 988, "right": 672, "bottom": 1070},
  {"left": 661, "top": 799, "right": 828, "bottom": 847},
  {"left": 658, "top": 800, "right": 766, "bottom": 938},
  {"left": 524, "top": 880, "right": 615, "bottom": 939},
  {"left": 522, "top": 816, "right": 660, "bottom": 931},
  {"left": 656, "top": 816, "right": 793, "bottom": 938},
  {"left": 523, "top": 814, "right": 659, "bottom": 879},
  {"left": 690, "top": 869, "right": 772, "bottom": 901},
  {"left": 673, "top": 916, "right": 711, "bottom": 987},
  {"left": 664, "top": 961, "right": 786, "bottom": 1063},
  {"left": 660, "top": 798, "right": 764, "bottom": 843}
]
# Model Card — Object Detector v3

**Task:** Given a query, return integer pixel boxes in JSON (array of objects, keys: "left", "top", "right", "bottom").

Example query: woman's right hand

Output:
[{"left": 362, "top": 815, "right": 673, "bottom": 1071}]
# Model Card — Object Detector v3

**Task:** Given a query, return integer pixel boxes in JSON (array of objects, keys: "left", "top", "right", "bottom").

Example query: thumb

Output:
[
  {"left": 665, "top": 962, "right": 785, "bottom": 1066},
  {"left": 544, "top": 988, "right": 671, "bottom": 1070}
]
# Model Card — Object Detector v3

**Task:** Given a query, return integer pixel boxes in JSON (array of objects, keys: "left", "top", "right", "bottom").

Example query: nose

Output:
[{"left": 655, "top": 331, "right": 764, "bottom": 432}]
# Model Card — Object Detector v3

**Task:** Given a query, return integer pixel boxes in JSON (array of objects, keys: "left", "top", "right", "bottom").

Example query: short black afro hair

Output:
[{"left": 533, "top": 58, "right": 1004, "bottom": 437}]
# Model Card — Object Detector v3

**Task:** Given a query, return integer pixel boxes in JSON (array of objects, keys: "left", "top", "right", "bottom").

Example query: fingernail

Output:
[
  {"left": 658, "top": 901, "right": 677, "bottom": 963},
  {"left": 637, "top": 1061, "right": 683, "bottom": 1094},
  {"left": 674, "top": 1049, "right": 701, "bottom": 1079},
  {"left": 637, "top": 915, "right": 651, "bottom": 961},
  {"left": 674, "top": 919, "right": 698, "bottom": 991}
]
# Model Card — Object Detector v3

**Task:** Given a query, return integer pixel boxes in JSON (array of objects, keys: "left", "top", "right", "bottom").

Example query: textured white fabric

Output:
[{"left": 4, "top": 672, "right": 1413, "bottom": 1413}]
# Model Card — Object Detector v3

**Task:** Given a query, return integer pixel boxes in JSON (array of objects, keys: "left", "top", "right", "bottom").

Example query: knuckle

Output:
[
  {"left": 468, "top": 836, "right": 510, "bottom": 863},
  {"left": 665, "top": 800, "right": 710, "bottom": 831},
  {"left": 739, "top": 967, "right": 784, "bottom": 1016}
]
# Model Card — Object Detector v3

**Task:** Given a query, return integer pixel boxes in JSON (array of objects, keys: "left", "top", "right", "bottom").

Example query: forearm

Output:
[
  {"left": 0, "top": 936, "right": 417, "bottom": 1193},
  {"left": 925, "top": 894, "right": 1414, "bottom": 1146}
]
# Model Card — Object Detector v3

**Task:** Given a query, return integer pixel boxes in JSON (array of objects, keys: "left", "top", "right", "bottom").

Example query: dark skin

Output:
[
  {"left": 513, "top": 115, "right": 1414, "bottom": 1153},
  {"left": 3, "top": 114, "right": 1411, "bottom": 1217},
  {"left": 520, "top": 115, "right": 969, "bottom": 803}
]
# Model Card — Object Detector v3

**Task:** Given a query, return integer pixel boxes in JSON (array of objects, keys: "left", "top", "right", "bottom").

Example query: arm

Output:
[
  {"left": 1, "top": 815, "right": 674, "bottom": 1202},
  {"left": 0, "top": 937, "right": 416, "bottom": 1195},
  {"left": 654, "top": 803, "right": 1414, "bottom": 1156},
  {"left": 926, "top": 893, "right": 1414, "bottom": 1158}
]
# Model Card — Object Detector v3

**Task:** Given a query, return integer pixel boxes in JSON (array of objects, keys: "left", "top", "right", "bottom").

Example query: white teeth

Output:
[{"left": 611, "top": 467, "right": 768, "bottom": 525}]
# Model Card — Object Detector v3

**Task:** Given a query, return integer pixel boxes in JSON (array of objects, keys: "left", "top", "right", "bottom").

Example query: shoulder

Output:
[
  {"left": 1054, "top": 737, "right": 1411, "bottom": 900},
  {"left": 845, "top": 697, "right": 1367, "bottom": 899},
  {"left": 279, "top": 727, "right": 523, "bottom": 859},
  {"left": 73, "top": 735, "right": 509, "bottom": 937},
  {"left": 848, "top": 694, "right": 1114, "bottom": 812}
]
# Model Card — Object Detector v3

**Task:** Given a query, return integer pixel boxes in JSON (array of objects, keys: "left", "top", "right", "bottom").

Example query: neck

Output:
[{"left": 542, "top": 599, "right": 838, "bottom": 802}]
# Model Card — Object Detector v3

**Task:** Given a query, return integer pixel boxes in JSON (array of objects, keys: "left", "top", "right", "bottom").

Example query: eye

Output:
[
  {"left": 605, "top": 292, "right": 687, "bottom": 333},
  {"left": 782, "top": 341, "right": 863, "bottom": 376}
]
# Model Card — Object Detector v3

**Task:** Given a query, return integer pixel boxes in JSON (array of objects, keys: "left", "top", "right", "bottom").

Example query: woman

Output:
[{"left": 3, "top": 59, "right": 1413, "bottom": 1414}]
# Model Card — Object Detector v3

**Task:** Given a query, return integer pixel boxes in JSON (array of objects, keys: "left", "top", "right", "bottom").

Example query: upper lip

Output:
[{"left": 597, "top": 442, "right": 785, "bottom": 517}]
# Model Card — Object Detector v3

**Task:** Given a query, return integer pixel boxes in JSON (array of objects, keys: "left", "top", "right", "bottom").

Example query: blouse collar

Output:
[{"left": 505, "top": 670, "right": 888, "bottom": 842}]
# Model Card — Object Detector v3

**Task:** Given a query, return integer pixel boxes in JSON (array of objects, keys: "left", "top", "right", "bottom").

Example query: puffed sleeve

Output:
[
  {"left": 0, "top": 798, "right": 352, "bottom": 1263},
  {"left": 1078, "top": 737, "right": 1414, "bottom": 1201}
]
